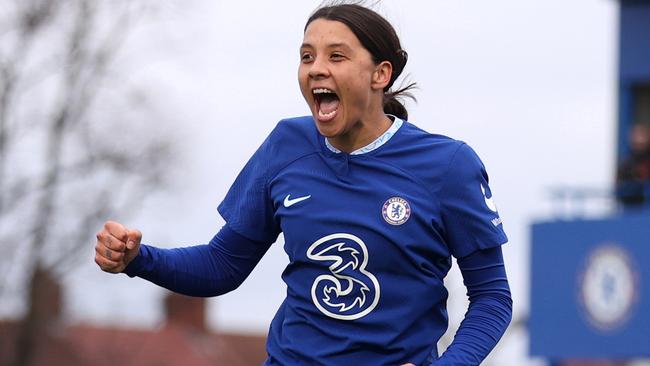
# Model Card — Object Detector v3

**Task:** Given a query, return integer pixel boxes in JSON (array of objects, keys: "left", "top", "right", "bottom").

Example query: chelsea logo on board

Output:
[
  {"left": 578, "top": 244, "right": 639, "bottom": 331},
  {"left": 382, "top": 197, "right": 411, "bottom": 225}
]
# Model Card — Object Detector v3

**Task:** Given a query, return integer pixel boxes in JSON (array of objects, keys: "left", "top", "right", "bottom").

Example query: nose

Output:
[{"left": 308, "top": 56, "right": 329, "bottom": 79}]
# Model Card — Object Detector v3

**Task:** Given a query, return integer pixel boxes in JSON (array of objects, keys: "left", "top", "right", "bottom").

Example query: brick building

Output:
[{"left": 0, "top": 270, "right": 267, "bottom": 366}]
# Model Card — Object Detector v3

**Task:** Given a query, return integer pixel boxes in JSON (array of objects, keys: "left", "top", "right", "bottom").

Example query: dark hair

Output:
[{"left": 305, "top": 3, "right": 416, "bottom": 120}]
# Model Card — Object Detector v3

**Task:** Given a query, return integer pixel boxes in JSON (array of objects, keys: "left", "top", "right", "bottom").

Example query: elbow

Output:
[
  {"left": 204, "top": 275, "right": 247, "bottom": 297},
  {"left": 169, "top": 273, "right": 247, "bottom": 298},
  {"left": 471, "top": 291, "right": 513, "bottom": 329},
  {"left": 502, "top": 292, "right": 514, "bottom": 329}
]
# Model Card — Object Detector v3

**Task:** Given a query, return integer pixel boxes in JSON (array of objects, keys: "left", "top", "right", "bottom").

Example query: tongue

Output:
[{"left": 319, "top": 98, "right": 340, "bottom": 114}]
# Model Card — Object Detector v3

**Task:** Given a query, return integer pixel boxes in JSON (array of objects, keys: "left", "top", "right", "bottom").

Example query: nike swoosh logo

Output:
[
  {"left": 284, "top": 194, "right": 311, "bottom": 207},
  {"left": 481, "top": 184, "right": 498, "bottom": 213}
]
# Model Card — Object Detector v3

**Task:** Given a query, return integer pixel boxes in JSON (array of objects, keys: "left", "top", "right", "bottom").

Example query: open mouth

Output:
[{"left": 313, "top": 88, "right": 340, "bottom": 121}]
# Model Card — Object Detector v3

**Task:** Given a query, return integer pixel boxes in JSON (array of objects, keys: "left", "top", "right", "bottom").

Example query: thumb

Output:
[{"left": 125, "top": 229, "right": 142, "bottom": 250}]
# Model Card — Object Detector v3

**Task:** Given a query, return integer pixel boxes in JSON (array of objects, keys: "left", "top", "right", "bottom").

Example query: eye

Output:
[
  {"left": 330, "top": 53, "right": 345, "bottom": 61},
  {"left": 301, "top": 52, "right": 314, "bottom": 63}
]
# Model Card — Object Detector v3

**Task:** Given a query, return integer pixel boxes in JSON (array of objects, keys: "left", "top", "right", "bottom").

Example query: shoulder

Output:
[
  {"left": 268, "top": 116, "right": 319, "bottom": 145},
  {"left": 259, "top": 115, "right": 318, "bottom": 151},
  {"left": 380, "top": 121, "right": 489, "bottom": 191},
  {"left": 391, "top": 121, "right": 468, "bottom": 164},
  {"left": 251, "top": 116, "right": 320, "bottom": 176}
]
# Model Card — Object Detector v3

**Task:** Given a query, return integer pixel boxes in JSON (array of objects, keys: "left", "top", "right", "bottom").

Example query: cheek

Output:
[
  {"left": 297, "top": 67, "right": 305, "bottom": 86},
  {"left": 342, "top": 73, "right": 372, "bottom": 104},
  {"left": 297, "top": 69, "right": 310, "bottom": 97}
]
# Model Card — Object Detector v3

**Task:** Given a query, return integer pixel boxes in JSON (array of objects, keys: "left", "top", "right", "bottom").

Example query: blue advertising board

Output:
[{"left": 530, "top": 213, "right": 650, "bottom": 358}]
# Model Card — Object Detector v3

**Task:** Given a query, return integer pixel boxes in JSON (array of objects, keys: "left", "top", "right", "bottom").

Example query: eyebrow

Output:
[{"left": 300, "top": 42, "right": 353, "bottom": 51}]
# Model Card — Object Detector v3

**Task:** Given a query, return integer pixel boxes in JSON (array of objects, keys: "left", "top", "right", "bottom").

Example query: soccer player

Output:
[{"left": 95, "top": 4, "right": 512, "bottom": 365}]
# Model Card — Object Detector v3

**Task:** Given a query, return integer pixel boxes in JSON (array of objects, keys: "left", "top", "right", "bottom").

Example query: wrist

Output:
[{"left": 122, "top": 244, "right": 146, "bottom": 277}]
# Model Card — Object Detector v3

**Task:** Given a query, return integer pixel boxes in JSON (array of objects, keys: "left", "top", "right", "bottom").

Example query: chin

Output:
[
  {"left": 313, "top": 121, "right": 342, "bottom": 139},
  {"left": 314, "top": 122, "right": 337, "bottom": 138}
]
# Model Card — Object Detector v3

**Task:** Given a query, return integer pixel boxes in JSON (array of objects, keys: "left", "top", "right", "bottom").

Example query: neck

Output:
[{"left": 328, "top": 113, "right": 392, "bottom": 153}]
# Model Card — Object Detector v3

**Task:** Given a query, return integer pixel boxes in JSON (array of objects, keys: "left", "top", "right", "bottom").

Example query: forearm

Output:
[
  {"left": 430, "top": 246, "right": 512, "bottom": 365},
  {"left": 123, "top": 225, "right": 271, "bottom": 297}
]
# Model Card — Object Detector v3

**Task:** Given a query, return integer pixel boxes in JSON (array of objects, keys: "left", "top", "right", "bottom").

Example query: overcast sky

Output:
[{"left": 62, "top": 1, "right": 617, "bottom": 364}]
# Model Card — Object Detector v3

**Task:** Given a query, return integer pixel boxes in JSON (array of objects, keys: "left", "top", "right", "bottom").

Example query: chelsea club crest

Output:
[
  {"left": 578, "top": 244, "right": 639, "bottom": 331},
  {"left": 382, "top": 197, "right": 411, "bottom": 225}
]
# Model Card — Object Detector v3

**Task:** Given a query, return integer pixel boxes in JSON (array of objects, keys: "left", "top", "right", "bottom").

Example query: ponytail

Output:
[
  {"left": 383, "top": 86, "right": 415, "bottom": 120},
  {"left": 382, "top": 50, "right": 416, "bottom": 121}
]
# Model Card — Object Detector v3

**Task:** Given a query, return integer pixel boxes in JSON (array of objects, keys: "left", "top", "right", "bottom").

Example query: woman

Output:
[{"left": 95, "top": 4, "right": 512, "bottom": 365}]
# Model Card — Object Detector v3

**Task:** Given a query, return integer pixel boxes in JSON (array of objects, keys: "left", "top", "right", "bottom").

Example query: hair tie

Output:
[{"left": 397, "top": 49, "right": 408, "bottom": 62}]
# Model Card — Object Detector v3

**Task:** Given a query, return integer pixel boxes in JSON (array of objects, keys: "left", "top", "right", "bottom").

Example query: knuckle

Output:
[
  {"left": 96, "top": 257, "right": 110, "bottom": 271},
  {"left": 110, "top": 240, "right": 120, "bottom": 251},
  {"left": 100, "top": 259, "right": 117, "bottom": 271},
  {"left": 107, "top": 238, "right": 120, "bottom": 251}
]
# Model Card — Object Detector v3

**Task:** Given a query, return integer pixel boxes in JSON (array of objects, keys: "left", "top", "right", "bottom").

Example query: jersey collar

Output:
[{"left": 325, "top": 116, "right": 403, "bottom": 155}]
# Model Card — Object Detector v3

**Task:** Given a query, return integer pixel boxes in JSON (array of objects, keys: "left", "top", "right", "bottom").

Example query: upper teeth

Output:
[{"left": 313, "top": 88, "right": 334, "bottom": 94}]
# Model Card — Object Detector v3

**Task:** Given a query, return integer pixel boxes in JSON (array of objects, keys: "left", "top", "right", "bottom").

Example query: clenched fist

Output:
[{"left": 95, "top": 220, "right": 142, "bottom": 273}]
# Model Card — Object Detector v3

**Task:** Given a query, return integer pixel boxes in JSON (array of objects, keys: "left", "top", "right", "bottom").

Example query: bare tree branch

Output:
[
  {"left": 0, "top": 1, "right": 175, "bottom": 365},
  {"left": 0, "top": 0, "right": 62, "bottom": 214}
]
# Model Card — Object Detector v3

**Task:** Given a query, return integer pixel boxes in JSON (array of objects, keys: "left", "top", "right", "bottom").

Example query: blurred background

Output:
[{"left": 0, "top": 0, "right": 648, "bottom": 365}]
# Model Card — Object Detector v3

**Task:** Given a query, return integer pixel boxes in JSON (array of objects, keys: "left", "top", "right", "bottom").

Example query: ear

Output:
[{"left": 371, "top": 61, "right": 393, "bottom": 91}]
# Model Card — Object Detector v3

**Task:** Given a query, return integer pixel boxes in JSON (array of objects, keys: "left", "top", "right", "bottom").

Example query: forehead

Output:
[{"left": 302, "top": 18, "right": 362, "bottom": 49}]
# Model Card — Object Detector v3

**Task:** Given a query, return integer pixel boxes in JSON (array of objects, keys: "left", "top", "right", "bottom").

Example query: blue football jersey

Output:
[{"left": 218, "top": 116, "right": 507, "bottom": 366}]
